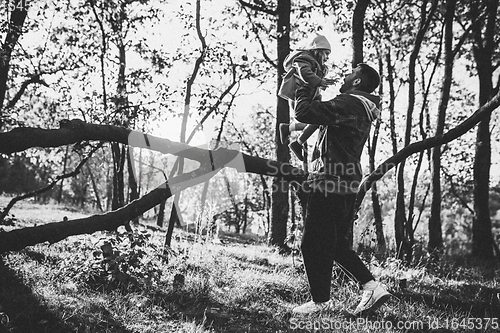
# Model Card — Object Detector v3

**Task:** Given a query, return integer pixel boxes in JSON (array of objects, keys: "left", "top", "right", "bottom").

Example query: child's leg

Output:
[
  {"left": 290, "top": 122, "right": 308, "bottom": 132},
  {"left": 280, "top": 121, "right": 307, "bottom": 144},
  {"left": 297, "top": 125, "right": 319, "bottom": 145}
]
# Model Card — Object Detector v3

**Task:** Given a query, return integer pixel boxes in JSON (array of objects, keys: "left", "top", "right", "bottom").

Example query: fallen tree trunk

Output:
[
  {"left": 0, "top": 119, "right": 305, "bottom": 181},
  {"left": 0, "top": 164, "right": 227, "bottom": 253},
  {"left": 0, "top": 123, "right": 306, "bottom": 253}
]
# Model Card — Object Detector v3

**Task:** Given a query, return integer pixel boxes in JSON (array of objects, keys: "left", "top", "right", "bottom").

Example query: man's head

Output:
[{"left": 339, "top": 63, "right": 380, "bottom": 94}]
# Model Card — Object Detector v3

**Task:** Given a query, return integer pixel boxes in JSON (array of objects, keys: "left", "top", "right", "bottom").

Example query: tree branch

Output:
[
  {"left": 0, "top": 142, "right": 105, "bottom": 221},
  {"left": 240, "top": 3, "right": 277, "bottom": 68},
  {"left": 355, "top": 88, "right": 500, "bottom": 212},
  {"left": 5, "top": 74, "right": 49, "bottom": 109},
  {"left": 238, "top": 0, "right": 277, "bottom": 15},
  {"left": 441, "top": 166, "right": 475, "bottom": 216}
]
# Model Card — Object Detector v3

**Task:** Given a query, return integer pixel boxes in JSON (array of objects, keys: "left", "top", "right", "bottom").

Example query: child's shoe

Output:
[{"left": 289, "top": 141, "right": 304, "bottom": 161}]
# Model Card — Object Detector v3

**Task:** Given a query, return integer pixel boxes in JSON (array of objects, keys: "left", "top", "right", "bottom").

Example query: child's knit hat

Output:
[{"left": 298, "top": 34, "right": 331, "bottom": 51}]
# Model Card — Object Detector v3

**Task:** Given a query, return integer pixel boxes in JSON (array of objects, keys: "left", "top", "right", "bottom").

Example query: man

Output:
[{"left": 292, "top": 63, "right": 391, "bottom": 316}]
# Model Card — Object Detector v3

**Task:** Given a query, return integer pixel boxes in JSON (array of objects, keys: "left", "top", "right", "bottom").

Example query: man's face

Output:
[{"left": 339, "top": 67, "right": 361, "bottom": 93}]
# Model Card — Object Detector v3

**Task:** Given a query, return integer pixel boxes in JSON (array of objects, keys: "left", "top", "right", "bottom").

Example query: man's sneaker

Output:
[
  {"left": 289, "top": 141, "right": 304, "bottom": 161},
  {"left": 279, "top": 123, "right": 290, "bottom": 144},
  {"left": 292, "top": 300, "right": 332, "bottom": 315},
  {"left": 353, "top": 283, "right": 391, "bottom": 316}
]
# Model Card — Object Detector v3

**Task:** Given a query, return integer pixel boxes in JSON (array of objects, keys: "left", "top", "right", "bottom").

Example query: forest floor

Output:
[{"left": 0, "top": 196, "right": 500, "bottom": 333}]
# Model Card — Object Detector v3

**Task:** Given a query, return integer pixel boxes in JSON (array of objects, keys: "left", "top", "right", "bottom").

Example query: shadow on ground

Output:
[
  {"left": 0, "top": 254, "right": 134, "bottom": 333},
  {"left": 393, "top": 283, "right": 500, "bottom": 318}
]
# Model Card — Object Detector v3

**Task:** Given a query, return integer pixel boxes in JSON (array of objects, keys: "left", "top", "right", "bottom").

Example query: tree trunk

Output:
[
  {"left": 473, "top": 115, "right": 493, "bottom": 258},
  {"left": 386, "top": 50, "right": 398, "bottom": 157},
  {"left": 470, "top": 0, "right": 497, "bottom": 259},
  {"left": 242, "top": 194, "right": 248, "bottom": 234},
  {"left": 87, "top": 164, "right": 103, "bottom": 212},
  {"left": 0, "top": 0, "right": 28, "bottom": 126},
  {"left": 58, "top": 146, "right": 69, "bottom": 203},
  {"left": 429, "top": 0, "right": 456, "bottom": 255},
  {"left": 165, "top": 203, "right": 180, "bottom": 249},
  {"left": 369, "top": 54, "right": 386, "bottom": 256},
  {"left": 348, "top": 0, "right": 371, "bottom": 247},
  {"left": 157, "top": 199, "right": 166, "bottom": 227},
  {"left": 351, "top": 0, "right": 369, "bottom": 67},
  {"left": 395, "top": 0, "right": 438, "bottom": 263},
  {"left": 127, "top": 146, "right": 139, "bottom": 223},
  {"left": 270, "top": 0, "right": 291, "bottom": 251},
  {"left": 111, "top": 143, "right": 126, "bottom": 210},
  {"left": 163, "top": 0, "right": 207, "bottom": 241}
]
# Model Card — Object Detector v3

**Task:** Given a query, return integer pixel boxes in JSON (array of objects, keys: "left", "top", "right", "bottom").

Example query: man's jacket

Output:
[{"left": 294, "top": 85, "right": 381, "bottom": 194}]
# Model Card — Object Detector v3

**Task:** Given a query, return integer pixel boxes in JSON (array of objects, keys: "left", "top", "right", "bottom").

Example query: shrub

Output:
[{"left": 66, "top": 230, "right": 165, "bottom": 291}]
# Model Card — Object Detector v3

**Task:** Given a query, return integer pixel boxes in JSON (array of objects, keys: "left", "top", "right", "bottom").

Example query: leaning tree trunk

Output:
[{"left": 355, "top": 89, "right": 500, "bottom": 212}]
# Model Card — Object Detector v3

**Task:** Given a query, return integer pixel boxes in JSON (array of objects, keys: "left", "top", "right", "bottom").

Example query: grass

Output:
[{"left": 0, "top": 196, "right": 499, "bottom": 332}]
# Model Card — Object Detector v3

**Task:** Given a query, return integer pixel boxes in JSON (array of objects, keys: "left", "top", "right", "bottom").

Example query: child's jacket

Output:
[{"left": 278, "top": 50, "right": 326, "bottom": 101}]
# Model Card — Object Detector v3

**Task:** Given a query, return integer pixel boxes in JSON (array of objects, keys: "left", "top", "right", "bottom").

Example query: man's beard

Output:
[{"left": 339, "top": 81, "right": 351, "bottom": 93}]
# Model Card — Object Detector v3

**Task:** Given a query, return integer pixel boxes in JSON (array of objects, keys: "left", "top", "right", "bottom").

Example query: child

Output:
[{"left": 278, "top": 34, "right": 335, "bottom": 161}]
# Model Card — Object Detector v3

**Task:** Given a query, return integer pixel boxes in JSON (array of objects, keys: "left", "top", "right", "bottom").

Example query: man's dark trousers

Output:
[{"left": 301, "top": 189, "right": 374, "bottom": 302}]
